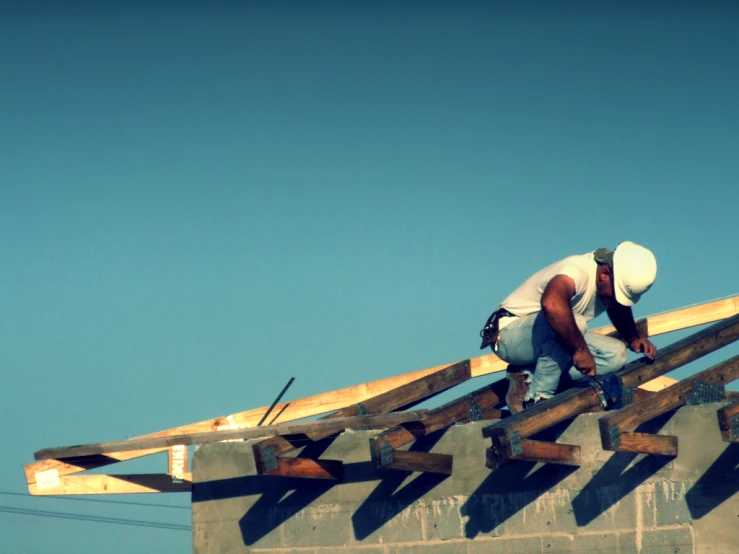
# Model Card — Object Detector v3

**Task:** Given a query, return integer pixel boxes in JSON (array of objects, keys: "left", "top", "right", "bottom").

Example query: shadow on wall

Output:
[
  {"left": 570, "top": 410, "right": 677, "bottom": 527},
  {"left": 461, "top": 461, "right": 578, "bottom": 538},
  {"left": 685, "top": 442, "right": 739, "bottom": 520},
  {"left": 234, "top": 427, "right": 449, "bottom": 546},
  {"left": 192, "top": 410, "right": 738, "bottom": 548},
  {"left": 461, "top": 418, "right": 578, "bottom": 538},
  {"left": 351, "top": 427, "right": 450, "bottom": 541}
]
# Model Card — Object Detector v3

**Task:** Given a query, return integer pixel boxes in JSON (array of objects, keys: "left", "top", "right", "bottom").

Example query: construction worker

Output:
[{"left": 479, "top": 241, "right": 658, "bottom": 413}]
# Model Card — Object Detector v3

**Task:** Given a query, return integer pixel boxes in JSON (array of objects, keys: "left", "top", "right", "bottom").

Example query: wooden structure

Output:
[
  {"left": 251, "top": 360, "right": 472, "bottom": 478},
  {"left": 482, "top": 314, "right": 739, "bottom": 469},
  {"left": 598, "top": 354, "right": 739, "bottom": 456},
  {"left": 21, "top": 295, "right": 739, "bottom": 495}
]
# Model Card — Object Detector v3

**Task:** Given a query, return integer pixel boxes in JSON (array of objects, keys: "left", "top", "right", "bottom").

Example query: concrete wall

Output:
[{"left": 192, "top": 404, "right": 739, "bottom": 554}]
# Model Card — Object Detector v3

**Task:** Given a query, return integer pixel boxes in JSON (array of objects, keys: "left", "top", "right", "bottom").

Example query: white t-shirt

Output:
[{"left": 498, "top": 252, "right": 606, "bottom": 328}]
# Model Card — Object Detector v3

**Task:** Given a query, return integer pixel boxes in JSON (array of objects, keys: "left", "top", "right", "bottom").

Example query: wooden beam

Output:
[
  {"left": 309, "top": 359, "right": 472, "bottom": 441},
  {"left": 254, "top": 360, "right": 471, "bottom": 476},
  {"left": 483, "top": 314, "right": 739, "bottom": 467},
  {"left": 370, "top": 378, "right": 508, "bottom": 468},
  {"left": 34, "top": 411, "right": 431, "bottom": 460},
  {"left": 613, "top": 432, "right": 678, "bottom": 456},
  {"left": 594, "top": 296, "right": 739, "bottom": 341},
  {"left": 28, "top": 473, "right": 192, "bottom": 495},
  {"left": 379, "top": 450, "right": 454, "bottom": 475},
  {"left": 167, "top": 445, "right": 188, "bottom": 481},
  {"left": 717, "top": 401, "right": 739, "bottom": 442},
  {"left": 486, "top": 439, "right": 581, "bottom": 470},
  {"left": 23, "top": 296, "right": 735, "bottom": 488},
  {"left": 600, "top": 354, "right": 739, "bottom": 450},
  {"left": 255, "top": 457, "right": 345, "bottom": 480}
]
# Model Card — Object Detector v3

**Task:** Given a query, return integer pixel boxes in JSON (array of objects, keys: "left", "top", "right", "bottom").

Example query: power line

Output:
[
  {"left": 0, "top": 490, "right": 190, "bottom": 510},
  {"left": 0, "top": 505, "right": 190, "bottom": 532}
]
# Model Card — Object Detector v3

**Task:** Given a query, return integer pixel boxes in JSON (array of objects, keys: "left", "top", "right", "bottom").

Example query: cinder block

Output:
[
  {"left": 652, "top": 482, "right": 692, "bottom": 527},
  {"left": 193, "top": 520, "right": 264, "bottom": 554},
  {"left": 317, "top": 547, "right": 384, "bottom": 554},
  {"left": 641, "top": 527, "right": 694, "bottom": 553},
  {"left": 281, "top": 506, "right": 354, "bottom": 548},
  {"left": 497, "top": 489, "right": 579, "bottom": 537},
  {"left": 571, "top": 487, "right": 637, "bottom": 533},
  {"left": 468, "top": 536, "right": 542, "bottom": 554},
  {"left": 542, "top": 532, "right": 618, "bottom": 552},
  {"left": 619, "top": 527, "right": 694, "bottom": 554},
  {"left": 240, "top": 506, "right": 287, "bottom": 549},
  {"left": 386, "top": 542, "right": 468, "bottom": 554},
  {"left": 349, "top": 501, "right": 424, "bottom": 545},
  {"left": 420, "top": 499, "right": 468, "bottom": 541}
]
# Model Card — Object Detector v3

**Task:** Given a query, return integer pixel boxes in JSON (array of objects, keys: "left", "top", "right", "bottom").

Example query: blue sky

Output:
[{"left": 2, "top": 1, "right": 738, "bottom": 552}]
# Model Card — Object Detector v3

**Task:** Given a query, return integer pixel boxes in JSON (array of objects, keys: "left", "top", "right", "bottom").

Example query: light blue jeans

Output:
[{"left": 495, "top": 311, "right": 627, "bottom": 401}]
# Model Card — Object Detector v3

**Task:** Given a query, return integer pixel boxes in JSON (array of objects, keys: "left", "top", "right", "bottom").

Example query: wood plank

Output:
[
  {"left": 594, "top": 296, "right": 739, "bottom": 340},
  {"left": 370, "top": 378, "right": 508, "bottom": 466},
  {"left": 613, "top": 432, "right": 678, "bottom": 456},
  {"left": 28, "top": 473, "right": 192, "bottom": 495},
  {"left": 24, "top": 296, "right": 735, "bottom": 487},
  {"left": 255, "top": 457, "right": 345, "bottom": 480},
  {"left": 486, "top": 439, "right": 581, "bottom": 470},
  {"left": 717, "top": 401, "right": 739, "bottom": 442},
  {"left": 483, "top": 314, "right": 739, "bottom": 460},
  {"left": 254, "top": 360, "right": 471, "bottom": 474},
  {"left": 167, "top": 445, "right": 188, "bottom": 477},
  {"left": 380, "top": 450, "right": 453, "bottom": 475},
  {"left": 600, "top": 355, "right": 739, "bottom": 449},
  {"left": 308, "top": 360, "right": 472, "bottom": 441},
  {"left": 34, "top": 411, "right": 431, "bottom": 460}
]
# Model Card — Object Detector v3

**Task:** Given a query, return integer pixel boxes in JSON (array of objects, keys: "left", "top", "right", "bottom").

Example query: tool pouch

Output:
[{"left": 479, "top": 308, "right": 510, "bottom": 350}]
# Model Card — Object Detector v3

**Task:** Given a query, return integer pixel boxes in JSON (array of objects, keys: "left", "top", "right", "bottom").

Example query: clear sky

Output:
[{"left": 2, "top": 1, "right": 738, "bottom": 552}]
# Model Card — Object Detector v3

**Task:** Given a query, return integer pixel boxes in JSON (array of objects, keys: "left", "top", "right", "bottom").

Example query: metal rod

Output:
[{"left": 258, "top": 377, "right": 296, "bottom": 427}]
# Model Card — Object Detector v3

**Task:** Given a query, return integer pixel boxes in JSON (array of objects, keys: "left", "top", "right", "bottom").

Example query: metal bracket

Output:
[
  {"left": 729, "top": 413, "right": 739, "bottom": 438},
  {"left": 354, "top": 403, "right": 373, "bottom": 430},
  {"left": 600, "top": 374, "right": 623, "bottom": 406},
  {"left": 466, "top": 394, "right": 483, "bottom": 422},
  {"left": 262, "top": 446, "right": 278, "bottom": 473},
  {"left": 509, "top": 431, "right": 523, "bottom": 457},
  {"left": 686, "top": 381, "right": 726, "bottom": 405},
  {"left": 379, "top": 441, "right": 394, "bottom": 466},
  {"left": 620, "top": 387, "right": 635, "bottom": 408},
  {"left": 590, "top": 374, "right": 623, "bottom": 409},
  {"left": 607, "top": 424, "right": 622, "bottom": 449}
]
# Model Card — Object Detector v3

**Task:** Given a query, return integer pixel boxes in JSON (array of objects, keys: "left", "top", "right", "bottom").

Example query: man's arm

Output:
[
  {"left": 606, "top": 304, "right": 657, "bottom": 359},
  {"left": 541, "top": 274, "right": 596, "bottom": 376}
]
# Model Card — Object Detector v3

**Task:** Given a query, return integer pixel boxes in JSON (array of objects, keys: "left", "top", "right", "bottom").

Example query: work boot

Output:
[
  {"left": 505, "top": 366, "right": 529, "bottom": 414},
  {"left": 523, "top": 397, "right": 546, "bottom": 411}
]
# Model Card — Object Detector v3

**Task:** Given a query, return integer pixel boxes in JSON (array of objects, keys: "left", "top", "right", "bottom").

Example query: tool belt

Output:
[{"left": 479, "top": 308, "right": 515, "bottom": 350}]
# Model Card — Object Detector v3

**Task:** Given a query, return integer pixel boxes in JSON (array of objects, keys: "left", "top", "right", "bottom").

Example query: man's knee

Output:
[{"left": 602, "top": 341, "right": 628, "bottom": 373}]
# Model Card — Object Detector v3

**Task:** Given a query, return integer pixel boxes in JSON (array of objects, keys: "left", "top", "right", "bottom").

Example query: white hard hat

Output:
[{"left": 612, "top": 241, "right": 657, "bottom": 306}]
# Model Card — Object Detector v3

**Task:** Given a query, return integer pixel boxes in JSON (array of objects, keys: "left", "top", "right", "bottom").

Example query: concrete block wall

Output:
[{"left": 192, "top": 404, "right": 739, "bottom": 553}]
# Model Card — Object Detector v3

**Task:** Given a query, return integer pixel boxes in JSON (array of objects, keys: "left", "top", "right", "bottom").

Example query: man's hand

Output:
[
  {"left": 629, "top": 337, "right": 657, "bottom": 360},
  {"left": 573, "top": 347, "right": 597, "bottom": 377}
]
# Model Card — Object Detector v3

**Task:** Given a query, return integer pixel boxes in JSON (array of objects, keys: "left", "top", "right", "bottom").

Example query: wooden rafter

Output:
[
  {"left": 22, "top": 296, "right": 737, "bottom": 494},
  {"left": 717, "top": 401, "right": 739, "bottom": 443},
  {"left": 34, "top": 411, "right": 431, "bottom": 460},
  {"left": 486, "top": 439, "right": 581, "bottom": 470},
  {"left": 369, "top": 378, "right": 509, "bottom": 474},
  {"left": 599, "top": 354, "right": 739, "bottom": 454},
  {"left": 253, "top": 360, "right": 472, "bottom": 478},
  {"left": 482, "top": 314, "right": 739, "bottom": 468},
  {"left": 29, "top": 473, "right": 192, "bottom": 496}
]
